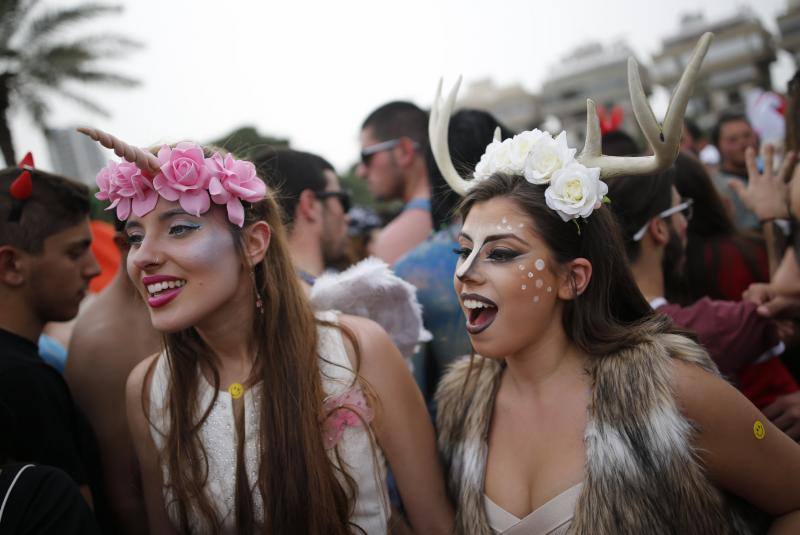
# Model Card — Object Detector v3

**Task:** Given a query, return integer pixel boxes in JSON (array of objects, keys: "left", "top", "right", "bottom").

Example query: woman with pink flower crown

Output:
[{"left": 81, "top": 129, "right": 454, "bottom": 534}]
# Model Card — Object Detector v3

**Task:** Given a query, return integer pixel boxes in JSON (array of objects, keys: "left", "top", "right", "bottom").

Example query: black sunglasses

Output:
[
  {"left": 360, "top": 138, "right": 420, "bottom": 166},
  {"left": 315, "top": 190, "right": 351, "bottom": 213}
]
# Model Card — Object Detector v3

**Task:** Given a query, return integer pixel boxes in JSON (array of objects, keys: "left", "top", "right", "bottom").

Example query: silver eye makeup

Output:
[{"left": 168, "top": 223, "right": 202, "bottom": 237}]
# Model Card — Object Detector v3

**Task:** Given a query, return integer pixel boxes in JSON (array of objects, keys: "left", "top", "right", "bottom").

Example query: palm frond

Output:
[
  {"left": 23, "top": 44, "right": 94, "bottom": 84},
  {"left": 2, "top": 0, "right": 138, "bottom": 134},
  {"left": 59, "top": 69, "right": 138, "bottom": 87},
  {"left": 54, "top": 33, "right": 141, "bottom": 59},
  {"left": 0, "top": 0, "right": 40, "bottom": 48},
  {"left": 16, "top": 90, "right": 48, "bottom": 126},
  {"left": 0, "top": 0, "right": 20, "bottom": 18},
  {"left": 48, "top": 85, "right": 109, "bottom": 116},
  {"left": 22, "top": 3, "right": 122, "bottom": 46}
]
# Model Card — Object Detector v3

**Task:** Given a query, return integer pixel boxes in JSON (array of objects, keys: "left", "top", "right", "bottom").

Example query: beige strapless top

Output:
[{"left": 484, "top": 483, "right": 582, "bottom": 535}]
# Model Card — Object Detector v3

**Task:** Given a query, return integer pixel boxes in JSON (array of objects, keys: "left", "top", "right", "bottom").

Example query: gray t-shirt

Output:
[{"left": 711, "top": 169, "right": 760, "bottom": 230}]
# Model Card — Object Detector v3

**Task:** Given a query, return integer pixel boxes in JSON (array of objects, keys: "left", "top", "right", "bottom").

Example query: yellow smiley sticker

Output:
[
  {"left": 228, "top": 382, "right": 244, "bottom": 400},
  {"left": 753, "top": 420, "right": 765, "bottom": 440}
]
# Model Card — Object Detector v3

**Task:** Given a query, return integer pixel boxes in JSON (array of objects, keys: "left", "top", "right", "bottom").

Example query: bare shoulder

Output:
[
  {"left": 336, "top": 314, "right": 407, "bottom": 382},
  {"left": 126, "top": 353, "right": 160, "bottom": 419},
  {"left": 670, "top": 359, "right": 800, "bottom": 515},
  {"left": 670, "top": 359, "right": 757, "bottom": 424},
  {"left": 669, "top": 359, "right": 765, "bottom": 437},
  {"left": 65, "top": 297, "right": 115, "bottom": 372},
  {"left": 337, "top": 314, "right": 394, "bottom": 352}
]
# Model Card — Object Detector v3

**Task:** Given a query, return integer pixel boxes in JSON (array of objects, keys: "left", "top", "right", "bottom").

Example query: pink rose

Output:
[
  {"left": 153, "top": 142, "right": 211, "bottom": 216},
  {"left": 207, "top": 153, "right": 267, "bottom": 227},
  {"left": 95, "top": 162, "right": 119, "bottom": 203},
  {"left": 95, "top": 161, "right": 158, "bottom": 220}
]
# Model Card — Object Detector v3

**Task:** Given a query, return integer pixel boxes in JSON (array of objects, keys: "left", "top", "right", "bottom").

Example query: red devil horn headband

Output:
[{"left": 9, "top": 152, "right": 34, "bottom": 201}]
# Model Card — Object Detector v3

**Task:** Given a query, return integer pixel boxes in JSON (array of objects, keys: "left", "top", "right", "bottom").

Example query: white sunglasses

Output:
[{"left": 632, "top": 198, "right": 694, "bottom": 242}]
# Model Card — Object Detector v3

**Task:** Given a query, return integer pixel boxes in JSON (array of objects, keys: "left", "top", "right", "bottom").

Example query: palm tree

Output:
[{"left": 0, "top": 0, "right": 140, "bottom": 165}]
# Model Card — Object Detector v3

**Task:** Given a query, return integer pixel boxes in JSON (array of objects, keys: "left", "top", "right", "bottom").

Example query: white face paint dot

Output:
[
  {"left": 535, "top": 259, "right": 545, "bottom": 271},
  {"left": 518, "top": 223, "right": 524, "bottom": 228},
  {"left": 547, "top": 286, "right": 553, "bottom": 292},
  {"left": 527, "top": 272, "right": 533, "bottom": 278},
  {"left": 533, "top": 296, "right": 540, "bottom": 303},
  {"left": 535, "top": 279, "right": 543, "bottom": 288},
  {"left": 521, "top": 284, "right": 527, "bottom": 290},
  {"left": 502, "top": 217, "right": 507, "bottom": 224},
  {"left": 518, "top": 265, "right": 525, "bottom": 271}
]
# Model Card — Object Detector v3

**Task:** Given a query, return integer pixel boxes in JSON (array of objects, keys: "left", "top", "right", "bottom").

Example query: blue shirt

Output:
[{"left": 395, "top": 224, "right": 472, "bottom": 399}]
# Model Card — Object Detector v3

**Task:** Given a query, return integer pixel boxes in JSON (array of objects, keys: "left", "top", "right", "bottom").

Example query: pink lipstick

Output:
[{"left": 142, "top": 275, "right": 186, "bottom": 308}]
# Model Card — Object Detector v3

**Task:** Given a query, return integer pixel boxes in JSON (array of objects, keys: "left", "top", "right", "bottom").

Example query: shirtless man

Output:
[
  {"left": 357, "top": 101, "right": 432, "bottom": 265},
  {"left": 66, "top": 228, "right": 160, "bottom": 535}
]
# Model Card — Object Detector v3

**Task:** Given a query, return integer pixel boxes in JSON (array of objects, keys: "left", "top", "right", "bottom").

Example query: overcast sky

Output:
[{"left": 10, "top": 0, "right": 796, "bottom": 173}]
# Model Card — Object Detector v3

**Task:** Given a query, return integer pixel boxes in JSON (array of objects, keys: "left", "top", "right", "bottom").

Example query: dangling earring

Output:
[{"left": 250, "top": 270, "right": 263, "bottom": 314}]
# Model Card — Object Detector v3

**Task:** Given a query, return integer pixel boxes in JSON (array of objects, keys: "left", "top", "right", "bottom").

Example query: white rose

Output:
[
  {"left": 473, "top": 139, "right": 501, "bottom": 181},
  {"left": 473, "top": 138, "right": 516, "bottom": 182},
  {"left": 492, "top": 138, "right": 515, "bottom": 174},
  {"left": 523, "top": 131, "right": 576, "bottom": 184},
  {"left": 508, "top": 129, "right": 544, "bottom": 170},
  {"left": 544, "top": 162, "right": 607, "bottom": 222}
]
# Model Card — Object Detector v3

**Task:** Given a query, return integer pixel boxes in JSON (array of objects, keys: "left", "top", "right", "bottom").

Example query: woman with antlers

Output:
[
  {"left": 80, "top": 130, "right": 454, "bottom": 534},
  {"left": 432, "top": 33, "right": 800, "bottom": 534}
]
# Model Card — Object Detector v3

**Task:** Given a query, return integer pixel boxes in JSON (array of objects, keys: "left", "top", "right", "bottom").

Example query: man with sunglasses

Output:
[
  {"left": 357, "top": 101, "right": 433, "bottom": 265},
  {"left": 253, "top": 148, "right": 351, "bottom": 290},
  {"left": 607, "top": 169, "right": 797, "bottom": 434}
]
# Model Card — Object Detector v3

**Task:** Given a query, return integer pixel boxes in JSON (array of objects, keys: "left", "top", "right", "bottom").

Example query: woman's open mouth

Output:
[
  {"left": 142, "top": 276, "right": 187, "bottom": 308},
  {"left": 462, "top": 294, "right": 498, "bottom": 335}
]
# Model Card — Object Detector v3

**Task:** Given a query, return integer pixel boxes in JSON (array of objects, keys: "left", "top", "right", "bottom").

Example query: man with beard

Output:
[
  {"left": 607, "top": 169, "right": 800, "bottom": 439},
  {"left": 711, "top": 112, "right": 760, "bottom": 229},
  {"left": 356, "top": 101, "right": 432, "bottom": 265},
  {"left": 253, "top": 148, "right": 350, "bottom": 291}
]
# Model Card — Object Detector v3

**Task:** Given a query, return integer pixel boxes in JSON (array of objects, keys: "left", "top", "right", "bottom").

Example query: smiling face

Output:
[
  {"left": 454, "top": 196, "right": 565, "bottom": 359},
  {"left": 124, "top": 198, "right": 250, "bottom": 333}
]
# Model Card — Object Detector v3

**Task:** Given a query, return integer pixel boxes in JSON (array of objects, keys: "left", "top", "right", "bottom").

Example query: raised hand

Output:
[{"left": 730, "top": 144, "right": 796, "bottom": 222}]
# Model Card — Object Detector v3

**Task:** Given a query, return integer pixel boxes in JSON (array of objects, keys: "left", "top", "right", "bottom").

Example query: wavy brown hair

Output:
[
  {"left": 144, "top": 153, "right": 366, "bottom": 533},
  {"left": 459, "top": 173, "right": 678, "bottom": 357}
]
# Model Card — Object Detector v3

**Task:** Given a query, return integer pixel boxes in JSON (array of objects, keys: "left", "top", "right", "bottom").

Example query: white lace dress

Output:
[{"left": 148, "top": 311, "right": 389, "bottom": 534}]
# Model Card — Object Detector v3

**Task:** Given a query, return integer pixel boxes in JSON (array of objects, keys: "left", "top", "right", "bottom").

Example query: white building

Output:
[
  {"left": 538, "top": 40, "right": 651, "bottom": 147},
  {"left": 652, "top": 9, "right": 776, "bottom": 125},
  {"left": 777, "top": 0, "right": 800, "bottom": 65},
  {"left": 458, "top": 79, "right": 540, "bottom": 133}
]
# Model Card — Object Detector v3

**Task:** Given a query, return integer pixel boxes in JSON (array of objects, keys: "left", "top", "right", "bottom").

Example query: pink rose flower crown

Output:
[{"left": 79, "top": 128, "right": 266, "bottom": 227}]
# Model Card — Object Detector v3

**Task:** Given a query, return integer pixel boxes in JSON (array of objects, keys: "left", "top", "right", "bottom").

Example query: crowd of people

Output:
[{"left": 1, "top": 32, "right": 800, "bottom": 534}]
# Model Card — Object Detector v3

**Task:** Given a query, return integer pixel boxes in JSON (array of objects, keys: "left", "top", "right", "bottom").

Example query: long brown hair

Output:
[
  {"left": 150, "top": 177, "right": 359, "bottom": 533},
  {"left": 668, "top": 152, "right": 768, "bottom": 303},
  {"left": 458, "top": 173, "right": 676, "bottom": 357}
]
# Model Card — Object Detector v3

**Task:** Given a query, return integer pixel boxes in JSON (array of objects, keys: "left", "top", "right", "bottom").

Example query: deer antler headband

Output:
[
  {"left": 429, "top": 32, "right": 713, "bottom": 222},
  {"left": 78, "top": 128, "right": 266, "bottom": 227}
]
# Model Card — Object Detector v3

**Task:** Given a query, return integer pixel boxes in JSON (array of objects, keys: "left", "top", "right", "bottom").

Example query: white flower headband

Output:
[
  {"left": 429, "top": 32, "right": 713, "bottom": 224},
  {"left": 472, "top": 129, "right": 608, "bottom": 222}
]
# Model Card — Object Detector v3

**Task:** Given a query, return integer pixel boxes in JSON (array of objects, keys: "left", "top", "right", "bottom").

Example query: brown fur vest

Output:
[{"left": 435, "top": 332, "right": 768, "bottom": 534}]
